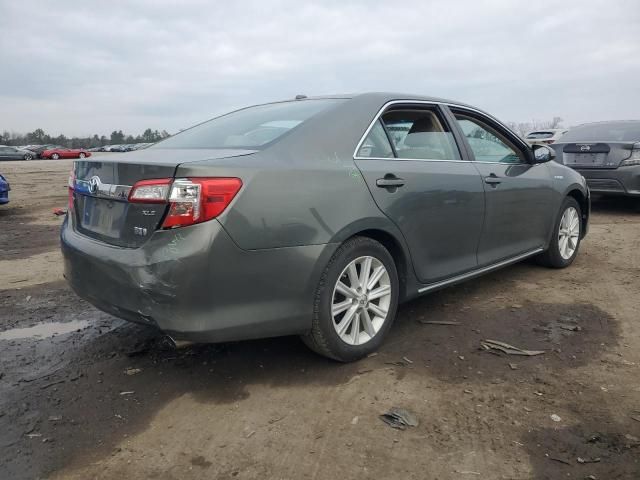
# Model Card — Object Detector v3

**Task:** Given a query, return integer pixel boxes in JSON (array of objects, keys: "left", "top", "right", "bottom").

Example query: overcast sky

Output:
[{"left": 1, "top": 0, "right": 639, "bottom": 137}]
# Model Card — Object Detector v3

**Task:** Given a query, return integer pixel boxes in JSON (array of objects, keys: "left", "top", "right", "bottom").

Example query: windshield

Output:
[
  {"left": 152, "top": 99, "right": 345, "bottom": 149},
  {"left": 561, "top": 122, "right": 640, "bottom": 142}
]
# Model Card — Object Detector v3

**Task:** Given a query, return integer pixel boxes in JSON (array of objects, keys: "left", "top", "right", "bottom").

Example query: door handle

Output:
[
  {"left": 376, "top": 176, "right": 405, "bottom": 188},
  {"left": 484, "top": 174, "right": 502, "bottom": 186}
]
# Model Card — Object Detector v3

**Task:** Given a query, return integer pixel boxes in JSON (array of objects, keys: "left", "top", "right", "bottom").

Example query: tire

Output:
[
  {"left": 302, "top": 236, "right": 399, "bottom": 362},
  {"left": 79, "top": 153, "right": 86, "bottom": 158},
  {"left": 24, "top": 153, "right": 33, "bottom": 161},
  {"left": 537, "top": 196, "right": 582, "bottom": 268},
  {"left": 51, "top": 153, "right": 60, "bottom": 160}
]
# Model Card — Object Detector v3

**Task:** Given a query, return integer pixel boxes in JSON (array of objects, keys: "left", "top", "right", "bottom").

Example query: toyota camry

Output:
[{"left": 61, "top": 93, "right": 589, "bottom": 361}]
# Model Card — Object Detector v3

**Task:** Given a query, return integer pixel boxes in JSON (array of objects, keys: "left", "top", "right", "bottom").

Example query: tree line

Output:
[{"left": 0, "top": 128, "right": 171, "bottom": 148}]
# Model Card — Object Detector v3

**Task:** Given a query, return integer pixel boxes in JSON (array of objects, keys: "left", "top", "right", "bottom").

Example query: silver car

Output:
[
  {"left": 525, "top": 129, "right": 568, "bottom": 146},
  {"left": 62, "top": 93, "right": 589, "bottom": 361}
]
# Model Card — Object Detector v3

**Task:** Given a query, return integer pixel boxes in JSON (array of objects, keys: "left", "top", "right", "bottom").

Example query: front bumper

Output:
[
  {"left": 61, "top": 216, "right": 337, "bottom": 342},
  {"left": 575, "top": 165, "right": 640, "bottom": 196}
]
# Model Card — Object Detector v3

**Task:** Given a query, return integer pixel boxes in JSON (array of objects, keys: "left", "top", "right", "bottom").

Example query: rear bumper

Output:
[
  {"left": 61, "top": 216, "right": 338, "bottom": 342},
  {"left": 574, "top": 165, "right": 640, "bottom": 196}
]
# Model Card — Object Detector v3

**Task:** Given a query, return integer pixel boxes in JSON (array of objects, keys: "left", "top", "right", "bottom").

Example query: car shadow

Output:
[{"left": 590, "top": 195, "right": 639, "bottom": 215}]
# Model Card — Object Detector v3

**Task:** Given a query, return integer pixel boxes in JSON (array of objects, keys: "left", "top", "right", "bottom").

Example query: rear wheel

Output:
[
  {"left": 79, "top": 153, "right": 86, "bottom": 158},
  {"left": 537, "top": 196, "right": 582, "bottom": 268},
  {"left": 302, "top": 236, "right": 399, "bottom": 362},
  {"left": 23, "top": 153, "right": 33, "bottom": 160},
  {"left": 51, "top": 153, "right": 60, "bottom": 160}
]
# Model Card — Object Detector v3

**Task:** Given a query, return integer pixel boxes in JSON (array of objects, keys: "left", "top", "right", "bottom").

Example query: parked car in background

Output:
[
  {"left": 26, "top": 144, "right": 60, "bottom": 158},
  {"left": 0, "top": 173, "right": 10, "bottom": 204},
  {"left": 551, "top": 120, "right": 640, "bottom": 197},
  {"left": 0, "top": 145, "right": 36, "bottom": 160},
  {"left": 62, "top": 93, "right": 589, "bottom": 362},
  {"left": 525, "top": 129, "right": 568, "bottom": 146},
  {"left": 42, "top": 147, "right": 91, "bottom": 160},
  {"left": 132, "top": 143, "right": 153, "bottom": 150}
]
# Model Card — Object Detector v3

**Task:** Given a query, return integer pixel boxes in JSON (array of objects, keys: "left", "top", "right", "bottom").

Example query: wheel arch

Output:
[
  {"left": 336, "top": 225, "right": 413, "bottom": 302},
  {"left": 565, "top": 187, "right": 589, "bottom": 239}
]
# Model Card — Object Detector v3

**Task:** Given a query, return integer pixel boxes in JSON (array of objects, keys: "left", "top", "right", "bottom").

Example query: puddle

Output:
[{"left": 0, "top": 320, "right": 90, "bottom": 341}]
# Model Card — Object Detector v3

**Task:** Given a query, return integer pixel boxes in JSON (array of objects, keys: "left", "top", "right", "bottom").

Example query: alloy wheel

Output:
[
  {"left": 558, "top": 206, "right": 580, "bottom": 260},
  {"left": 331, "top": 255, "right": 391, "bottom": 346}
]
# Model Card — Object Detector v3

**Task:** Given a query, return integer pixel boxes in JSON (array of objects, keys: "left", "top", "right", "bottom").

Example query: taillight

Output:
[
  {"left": 127, "top": 177, "right": 242, "bottom": 229},
  {"left": 621, "top": 144, "right": 640, "bottom": 167},
  {"left": 128, "top": 179, "right": 172, "bottom": 203},
  {"left": 67, "top": 166, "right": 75, "bottom": 211},
  {"left": 163, "top": 178, "right": 242, "bottom": 228}
]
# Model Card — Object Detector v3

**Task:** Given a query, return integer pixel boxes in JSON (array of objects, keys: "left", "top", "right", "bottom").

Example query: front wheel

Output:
[
  {"left": 51, "top": 153, "right": 60, "bottom": 160},
  {"left": 537, "top": 197, "right": 582, "bottom": 268},
  {"left": 302, "top": 236, "right": 399, "bottom": 362},
  {"left": 24, "top": 153, "right": 34, "bottom": 160},
  {"left": 79, "top": 153, "right": 86, "bottom": 158}
]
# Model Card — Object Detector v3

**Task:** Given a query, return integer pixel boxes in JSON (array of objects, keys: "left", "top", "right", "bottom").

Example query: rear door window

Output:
[
  {"left": 356, "top": 120, "right": 394, "bottom": 158},
  {"left": 382, "top": 108, "right": 461, "bottom": 160}
]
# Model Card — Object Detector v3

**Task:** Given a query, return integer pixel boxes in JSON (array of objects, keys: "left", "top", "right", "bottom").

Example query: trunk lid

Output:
[
  {"left": 71, "top": 148, "right": 256, "bottom": 247},
  {"left": 555, "top": 141, "right": 635, "bottom": 169}
]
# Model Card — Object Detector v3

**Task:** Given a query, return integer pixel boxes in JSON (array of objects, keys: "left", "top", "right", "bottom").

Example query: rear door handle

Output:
[
  {"left": 484, "top": 174, "right": 502, "bottom": 186},
  {"left": 376, "top": 177, "right": 405, "bottom": 188}
]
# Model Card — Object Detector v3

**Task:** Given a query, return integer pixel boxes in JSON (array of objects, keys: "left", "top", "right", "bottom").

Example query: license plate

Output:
[
  {"left": 80, "top": 196, "right": 126, "bottom": 238},
  {"left": 567, "top": 153, "right": 602, "bottom": 165}
]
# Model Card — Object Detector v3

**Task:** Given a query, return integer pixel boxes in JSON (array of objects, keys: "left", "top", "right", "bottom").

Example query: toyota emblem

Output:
[{"left": 89, "top": 176, "right": 101, "bottom": 194}]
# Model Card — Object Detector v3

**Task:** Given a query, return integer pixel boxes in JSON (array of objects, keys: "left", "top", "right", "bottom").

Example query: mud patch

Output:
[
  {"left": 522, "top": 408, "right": 640, "bottom": 479},
  {"left": 380, "top": 298, "right": 620, "bottom": 384},
  {"left": 0, "top": 218, "right": 61, "bottom": 260}
]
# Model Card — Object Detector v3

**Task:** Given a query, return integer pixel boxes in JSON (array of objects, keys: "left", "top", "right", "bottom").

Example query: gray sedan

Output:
[
  {"left": 551, "top": 120, "right": 640, "bottom": 197},
  {"left": 0, "top": 146, "right": 36, "bottom": 161},
  {"left": 61, "top": 93, "right": 589, "bottom": 361}
]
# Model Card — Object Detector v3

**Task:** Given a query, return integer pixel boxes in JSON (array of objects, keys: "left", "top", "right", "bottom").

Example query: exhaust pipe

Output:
[{"left": 160, "top": 335, "right": 194, "bottom": 350}]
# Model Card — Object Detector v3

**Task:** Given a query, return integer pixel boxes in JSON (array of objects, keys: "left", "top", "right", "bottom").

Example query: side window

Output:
[
  {"left": 454, "top": 114, "right": 525, "bottom": 164},
  {"left": 356, "top": 120, "right": 394, "bottom": 158},
  {"left": 381, "top": 108, "right": 461, "bottom": 160}
]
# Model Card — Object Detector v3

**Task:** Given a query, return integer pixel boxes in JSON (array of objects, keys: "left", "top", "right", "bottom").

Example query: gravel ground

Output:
[{"left": 1, "top": 158, "right": 639, "bottom": 480}]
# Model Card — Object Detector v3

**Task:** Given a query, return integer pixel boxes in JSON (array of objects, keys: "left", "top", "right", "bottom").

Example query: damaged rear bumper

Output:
[{"left": 61, "top": 216, "right": 337, "bottom": 342}]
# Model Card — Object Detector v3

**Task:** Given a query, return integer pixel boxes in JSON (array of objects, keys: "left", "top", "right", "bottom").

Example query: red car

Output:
[{"left": 42, "top": 148, "right": 91, "bottom": 160}]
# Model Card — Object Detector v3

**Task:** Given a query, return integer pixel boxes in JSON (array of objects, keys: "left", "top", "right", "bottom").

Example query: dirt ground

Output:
[{"left": 1, "top": 158, "right": 639, "bottom": 480}]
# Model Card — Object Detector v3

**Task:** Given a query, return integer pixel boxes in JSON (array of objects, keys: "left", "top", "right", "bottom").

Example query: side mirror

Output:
[{"left": 532, "top": 144, "right": 556, "bottom": 163}]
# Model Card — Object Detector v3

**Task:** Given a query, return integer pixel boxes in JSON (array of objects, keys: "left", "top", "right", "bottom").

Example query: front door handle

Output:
[
  {"left": 484, "top": 174, "right": 502, "bottom": 187},
  {"left": 376, "top": 176, "right": 405, "bottom": 188}
]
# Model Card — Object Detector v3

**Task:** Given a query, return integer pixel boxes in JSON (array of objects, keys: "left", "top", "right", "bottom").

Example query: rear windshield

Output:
[
  {"left": 560, "top": 122, "right": 640, "bottom": 142},
  {"left": 152, "top": 99, "right": 345, "bottom": 149},
  {"left": 526, "top": 131, "right": 555, "bottom": 139}
]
